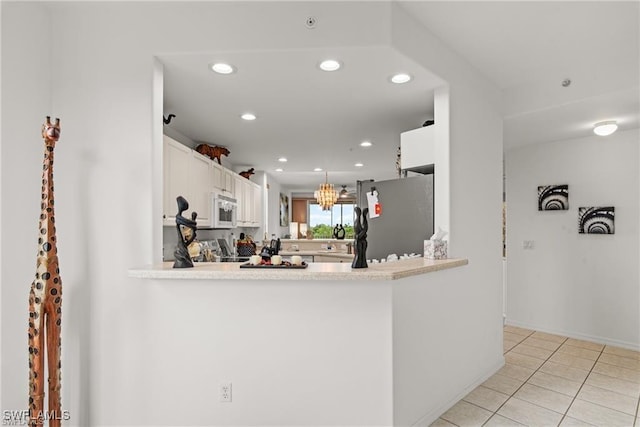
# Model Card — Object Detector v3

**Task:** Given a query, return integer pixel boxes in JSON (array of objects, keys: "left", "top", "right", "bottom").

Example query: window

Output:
[{"left": 308, "top": 202, "right": 355, "bottom": 238}]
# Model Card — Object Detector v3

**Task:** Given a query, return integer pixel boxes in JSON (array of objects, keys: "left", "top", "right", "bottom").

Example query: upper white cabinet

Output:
[
  {"left": 234, "top": 176, "right": 248, "bottom": 226},
  {"left": 164, "top": 136, "right": 193, "bottom": 224},
  {"left": 400, "top": 125, "right": 435, "bottom": 170},
  {"left": 164, "top": 135, "right": 261, "bottom": 228},
  {"left": 233, "top": 175, "right": 262, "bottom": 228},
  {"left": 212, "top": 162, "right": 235, "bottom": 195},
  {"left": 189, "top": 150, "right": 213, "bottom": 225},
  {"left": 251, "top": 181, "right": 262, "bottom": 227},
  {"left": 163, "top": 135, "right": 212, "bottom": 226}
]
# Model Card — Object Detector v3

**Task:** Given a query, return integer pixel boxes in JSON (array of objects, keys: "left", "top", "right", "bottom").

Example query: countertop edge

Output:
[{"left": 128, "top": 258, "right": 468, "bottom": 281}]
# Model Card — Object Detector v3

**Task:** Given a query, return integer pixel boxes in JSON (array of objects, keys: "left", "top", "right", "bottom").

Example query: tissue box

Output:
[{"left": 424, "top": 240, "right": 448, "bottom": 260}]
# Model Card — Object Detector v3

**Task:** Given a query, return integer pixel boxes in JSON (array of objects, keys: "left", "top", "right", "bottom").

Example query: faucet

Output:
[{"left": 346, "top": 242, "right": 353, "bottom": 254}]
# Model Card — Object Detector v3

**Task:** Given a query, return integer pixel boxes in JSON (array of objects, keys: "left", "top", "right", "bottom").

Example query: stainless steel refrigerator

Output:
[{"left": 356, "top": 174, "right": 434, "bottom": 260}]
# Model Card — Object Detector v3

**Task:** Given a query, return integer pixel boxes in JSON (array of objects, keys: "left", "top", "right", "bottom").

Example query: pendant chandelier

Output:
[{"left": 314, "top": 172, "right": 339, "bottom": 211}]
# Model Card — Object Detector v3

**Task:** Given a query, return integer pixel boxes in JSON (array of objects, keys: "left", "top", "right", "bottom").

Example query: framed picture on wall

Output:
[
  {"left": 578, "top": 206, "right": 615, "bottom": 234},
  {"left": 538, "top": 184, "right": 569, "bottom": 211},
  {"left": 279, "top": 193, "right": 289, "bottom": 226}
]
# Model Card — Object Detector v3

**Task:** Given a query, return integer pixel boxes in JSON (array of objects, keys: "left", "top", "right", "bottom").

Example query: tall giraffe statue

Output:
[{"left": 28, "top": 117, "right": 63, "bottom": 426}]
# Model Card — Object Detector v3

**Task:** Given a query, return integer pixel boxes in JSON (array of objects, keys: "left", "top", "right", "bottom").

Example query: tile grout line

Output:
[
  {"left": 556, "top": 342, "right": 607, "bottom": 426},
  {"left": 478, "top": 330, "right": 534, "bottom": 426},
  {"left": 487, "top": 333, "right": 613, "bottom": 426},
  {"left": 634, "top": 391, "right": 640, "bottom": 427},
  {"left": 481, "top": 330, "right": 553, "bottom": 426},
  {"left": 439, "top": 331, "right": 639, "bottom": 427}
]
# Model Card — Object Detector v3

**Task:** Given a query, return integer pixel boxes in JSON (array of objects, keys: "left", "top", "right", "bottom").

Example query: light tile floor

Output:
[{"left": 432, "top": 326, "right": 640, "bottom": 426}]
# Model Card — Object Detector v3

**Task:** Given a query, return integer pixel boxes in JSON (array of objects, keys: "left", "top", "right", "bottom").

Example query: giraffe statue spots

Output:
[{"left": 28, "top": 116, "right": 63, "bottom": 426}]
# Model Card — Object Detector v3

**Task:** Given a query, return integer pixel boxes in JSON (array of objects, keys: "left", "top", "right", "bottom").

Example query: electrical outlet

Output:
[{"left": 220, "top": 382, "right": 232, "bottom": 403}]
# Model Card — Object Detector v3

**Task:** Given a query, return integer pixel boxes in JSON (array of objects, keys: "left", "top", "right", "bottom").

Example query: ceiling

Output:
[
  {"left": 161, "top": 1, "right": 639, "bottom": 191},
  {"left": 401, "top": 1, "right": 640, "bottom": 150},
  {"left": 161, "top": 46, "right": 442, "bottom": 191}
]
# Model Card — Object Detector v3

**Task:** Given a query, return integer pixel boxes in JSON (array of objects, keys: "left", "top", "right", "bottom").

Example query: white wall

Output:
[
  {"left": 506, "top": 129, "right": 640, "bottom": 349},
  {"left": 390, "top": 4, "right": 504, "bottom": 425},
  {"left": 0, "top": 1, "right": 54, "bottom": 414},
  {"left": 1, "top": 2, "right": 392, "bottom": 425},
  {"left": 265, "top": 173, "right": 290, "bottom": 239},
  {"left": 1, "top": 2, "right": 504, "bottom": 425}
]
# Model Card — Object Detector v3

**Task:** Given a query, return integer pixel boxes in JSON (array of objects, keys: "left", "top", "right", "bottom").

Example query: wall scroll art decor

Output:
[
  {"left": 28, "top": 117, "right": 64, "bottom": 426},
  {"left": 538, "top": 184, "right": 569, "bottom": 211},
  {"left": 279, "top": 193, "right": 289, "bottom": 226},
  {"left": 578, "top": 206, "right": 615, "bottom": 234}
]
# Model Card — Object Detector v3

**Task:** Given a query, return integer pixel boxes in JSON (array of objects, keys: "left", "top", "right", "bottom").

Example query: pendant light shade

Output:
[{"left": 314, "top": 172, "right": 339, "bottom": 211}]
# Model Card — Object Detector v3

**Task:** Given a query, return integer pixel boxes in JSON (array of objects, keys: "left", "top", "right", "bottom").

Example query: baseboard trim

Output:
[
  {"left": 506, "top": 319, "right": 640, "bottom": 351},
  {"left": 411, "top": 357, "right": 505, "bottom": 427}
]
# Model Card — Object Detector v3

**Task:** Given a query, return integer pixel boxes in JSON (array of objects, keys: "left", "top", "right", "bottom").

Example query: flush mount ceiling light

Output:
[
  {"left": 354, "top": 162, "right": 364, "bottom": 167},
  {"left": 593, "top": 120, "right": 618, "bottom": 136},
  {"left": 318, "top": 59, "right": 342, "bottom": 72},
  {"left": 314, "top": 172, "right": 339, "bottom": 211},
  {"left": 241, "top": 113, "right": 256, "bottom": 121},
  {"left": 275, "top": 168, "right": 284, "bottom": 172},
  {"left": 360, "top": 141, "right": 373, "bottom": 147},
  {"left": 210, "top": 63, "right": 236, "bottom": 75},
  {"left": 313, "top": 167, "right": 323, "bottom": 172},
  {"left": 390, "top": 73, "right": 412, "bottom": 84},
  {"left": 278, "top": 157, "right": 288, "bottom": 163}
]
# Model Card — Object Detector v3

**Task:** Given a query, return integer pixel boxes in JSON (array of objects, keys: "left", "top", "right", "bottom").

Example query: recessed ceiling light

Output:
[
  {"left": 210, "top": 63, "right": 236, "bottom": 74},
  {"left": 278, "top": 157, "right": 288, "bottom": 162},
  {"left": 241, "top": 113, "right": 256, "bottom": 121},
  {"left": 314, "top": 167, "right": 323, "bottom": 172},
  {"left": 275, "top": 168, "right": 284, "bottom": 172},
  {"left": 354, "top": 162, "right": 364, "bottom": 167},
  {"left": 593, "top": 120, "right": 618, "bottom": 136},
  {"left": 360, "top": 141, "right": 373, "bottom": 147},
  {"left": 319, "top": 59, "right": 341, "bottom": 72},
  {"left": 390, "top": 73, "right": 412, "bottom": 84}
]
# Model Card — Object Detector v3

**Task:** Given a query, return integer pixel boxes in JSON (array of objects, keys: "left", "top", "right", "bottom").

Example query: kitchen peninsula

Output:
[
  {"left": 129, "top": 256, "right": 466, "bottom": 280},
  {"left": 128, "top": 256, "right": 483, "bottom": 426}
]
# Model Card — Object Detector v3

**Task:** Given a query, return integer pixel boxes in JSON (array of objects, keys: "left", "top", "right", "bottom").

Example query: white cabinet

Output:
[
  {"left": 163, "top": 136, "right": 192, "bottom": 224},
  {"left": 400, "top": 125, "right": 435, "bottom": 170},
  {"left": 163, "top": 135, "right": 212, "bottom": 227},
  {"left": 252, "top": 182, "right": 262, "bottom": 227},
  {"left": 163, "top": 135, "right": 263, "bottom": 229},
  {"left": 234, "top": 176, "right": 247, "bottom": 226},
  {"left": 233, "top": 176, "right": 262, "bottom": 228},
  {"left": 213, "top": 162, "right": 234, "bottom": 195},
  {"left": 223, "top": 169, "right": 235, "bottom": 196},
  {"left": 212, "top": 162, "right": 224, "bottom": 192},
  {"left": 190, "top": 150, "right": 213, "bottom": 226}
]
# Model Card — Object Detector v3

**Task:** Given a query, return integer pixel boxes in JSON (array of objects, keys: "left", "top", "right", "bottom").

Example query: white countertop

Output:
[{"left": 128, "top": 257, "right": 468, "bottom": 281}]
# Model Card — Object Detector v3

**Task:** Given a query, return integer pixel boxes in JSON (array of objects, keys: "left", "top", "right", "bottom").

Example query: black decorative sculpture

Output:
[
  {"left": 163, "top": 114, "right": 176, "bottom": 125},
  {"left": 332, "top": 224, "right": 346, "bottom": 240},
  {"left": 173, "top": 196, "right": 198, "bottom": 268},
  {"left": 351, "top": 207, "right": 369, "bottom": 269}
]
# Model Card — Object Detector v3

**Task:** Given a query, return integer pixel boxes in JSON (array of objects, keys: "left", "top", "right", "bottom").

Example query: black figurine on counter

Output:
[
  {"left": 351, "top": 207, "right": 369, "bottom": 269},
  {"left": 333, "top": 223, "right": 346, "bottom": 240},
  {"left": 173, "top": 196, "right": 198, "bottom": 268}
]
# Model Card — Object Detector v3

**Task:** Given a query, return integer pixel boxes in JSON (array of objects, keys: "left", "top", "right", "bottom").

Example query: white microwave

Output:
[{"left": 212, "top": 193, "right": 237, "bottom": 229}]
